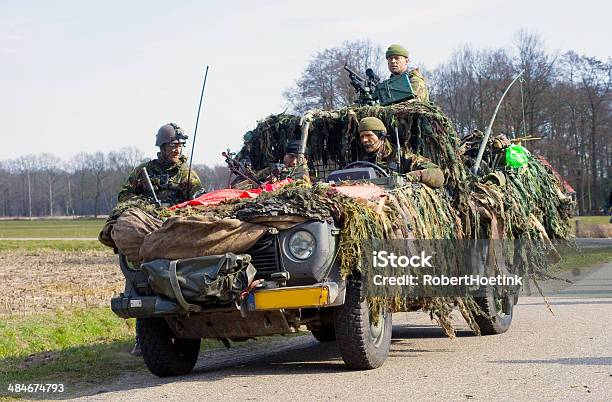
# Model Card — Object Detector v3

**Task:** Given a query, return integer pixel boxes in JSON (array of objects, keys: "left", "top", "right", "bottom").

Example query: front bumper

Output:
[{"left": 111, "top": 281, "right": 345, "bottom": 319}]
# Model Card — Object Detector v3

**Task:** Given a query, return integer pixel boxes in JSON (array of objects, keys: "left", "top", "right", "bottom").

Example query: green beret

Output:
[
  {"left": 358, "top": 117, "right": 387, "bottom": 133},
  {"left": 385, "top": 44, "right": 409, "bottom": 59}
]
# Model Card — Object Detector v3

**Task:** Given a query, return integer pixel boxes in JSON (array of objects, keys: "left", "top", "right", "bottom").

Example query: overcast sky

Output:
[{"left": 1, "top": 0, "right": 610, "bottom": 166}]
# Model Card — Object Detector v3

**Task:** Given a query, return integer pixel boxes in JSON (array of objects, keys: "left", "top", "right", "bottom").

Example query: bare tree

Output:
[
  {"left": 37, "top": 153, "right": 62, "bottom": 216},
  {"left": 284, "top": 40, "right": 384, "bottom": 114}
]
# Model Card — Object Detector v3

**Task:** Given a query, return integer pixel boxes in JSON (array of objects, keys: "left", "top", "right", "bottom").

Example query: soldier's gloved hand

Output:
[{"left": 406, "top": 171, "right": 421, "bottom": 183}]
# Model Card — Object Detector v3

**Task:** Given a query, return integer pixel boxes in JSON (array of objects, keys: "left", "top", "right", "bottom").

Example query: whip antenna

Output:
[
  {"left": 187, "top": 66, "right": 209, "bottom": 196},
  {"left": 472, "top": 69, "right": 525, "bottom": 175},
  {"left": 519, "top": 77, "right": 527, "bottom": 138}
]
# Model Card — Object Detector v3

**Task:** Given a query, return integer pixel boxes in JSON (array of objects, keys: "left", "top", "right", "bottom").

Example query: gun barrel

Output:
[{"left": 344, "top": 63, "right": 365, "bottom": 82}]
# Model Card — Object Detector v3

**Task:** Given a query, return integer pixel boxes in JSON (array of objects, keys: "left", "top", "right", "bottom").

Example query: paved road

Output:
[
  {"left": 70, "top": 262, "right": 612, "bottom": 402},
  {"left": 574, "top": 238, "right": 612, "bottom": 249}
]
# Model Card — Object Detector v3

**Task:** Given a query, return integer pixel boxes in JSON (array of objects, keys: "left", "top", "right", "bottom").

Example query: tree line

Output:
[
  {"left": 1, "top": 31, "right": 609, "bottom": 217},
  {"left": 0, "top": 148, "right": 228, "bottom": 218},
  {"left": 284, "top": 32, "right": 611, "bottom": 215}
]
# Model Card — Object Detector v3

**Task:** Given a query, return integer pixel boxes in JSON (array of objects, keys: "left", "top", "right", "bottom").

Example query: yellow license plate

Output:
[{"left": 252, "top": 285, "right": 330, "bottom": 310}]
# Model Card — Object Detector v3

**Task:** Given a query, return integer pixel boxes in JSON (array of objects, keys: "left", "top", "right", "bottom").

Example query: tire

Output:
[
  {"left": 311, "top": 323, "right": 336, "bottom": 342},
  {"left": 308, "top": 309, "right": 336, "bottom": 342},
  {"left": 137, "top": 317, "right": 201, "bottom": 377},
  {"left": 474, "top": 286, "right": 515, "bottom": 335},
  {"left": 334, "top": 278, "right": 392, "bottom": 369}
]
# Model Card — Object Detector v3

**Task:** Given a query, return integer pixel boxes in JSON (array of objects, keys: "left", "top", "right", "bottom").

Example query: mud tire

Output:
[
  {"left": 137, "top": 317, "right": 201, "bottom": 377},
  {"left": 334, "top": 278, "right": 391, "bottom": 369}
]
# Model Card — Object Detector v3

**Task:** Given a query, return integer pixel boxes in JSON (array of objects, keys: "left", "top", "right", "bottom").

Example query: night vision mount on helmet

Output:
[{"left": 156, "top": 123, "right": 189, "bottom": 147}]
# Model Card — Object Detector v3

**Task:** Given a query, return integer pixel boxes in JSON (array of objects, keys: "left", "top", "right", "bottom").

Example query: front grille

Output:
[{"left": 246, "top": 235, "right": 281, "bottom": 279}]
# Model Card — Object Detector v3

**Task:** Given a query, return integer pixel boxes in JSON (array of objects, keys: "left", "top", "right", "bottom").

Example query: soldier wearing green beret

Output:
[
  {"left": 118, "top": 123, "right": 203, "bottom": 206},
  {"left": 358, "top": 117, "right": 444, "bottom": 187},
  {"left": 385, "top": 44, "right": 430, "bottom": 103}
]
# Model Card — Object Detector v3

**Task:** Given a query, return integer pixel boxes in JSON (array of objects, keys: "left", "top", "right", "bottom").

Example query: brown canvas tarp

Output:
[
  {"left": 139, "top": 215, "right": 270, "bottom": 262},
  {"left": 112, "top": 208, "right": 163, "bottom": 262}
]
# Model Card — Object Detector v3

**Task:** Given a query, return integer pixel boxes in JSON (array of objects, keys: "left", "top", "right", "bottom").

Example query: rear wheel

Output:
[
  {"left": 474, "top": 286, "right": 515, "bottom": 335},
  {"left": 137, "top": 317, "right": 201, "bottom": 377},
  {"left": 334, "top": 278, "right": 392, "bottom": 369}
]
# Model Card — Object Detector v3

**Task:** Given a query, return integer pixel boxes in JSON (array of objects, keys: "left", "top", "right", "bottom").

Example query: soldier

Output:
[
  {"left": 385, "top": 44, "right": 430, "bottom": 103},
  {"left": 233, "top": 140, "right": 310, "bottom": 189},
  {"left": 358, "top": 117, "right": 444, "bottom": 188},
  {"left": 279, "top": 140, "right": 310, "bottom": 183},
  {"left": 118, "top": 123, "right": 202, "bottom": 357},
  {"left": 118, "top": 123, "right": 203, "bottom": 205}
]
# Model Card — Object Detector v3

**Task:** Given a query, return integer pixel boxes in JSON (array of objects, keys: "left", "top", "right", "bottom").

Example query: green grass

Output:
[
  {"left": 570, "top": 215, "right": 611, "bottom": 232},
  {"left": 0, "top": 308, "right": 140, "bottom": 396},
  {"left": 0, "top": 307, "right": 306, "bottom": 397},
  {"left": 0, "top": 219, "right": 106, "bottom": 239},
  {"left": 553, "top": 247, "right": 612, "bottom": 272},
  {"left": 0, "top": 307, "right": 225, "bottom": 397},
  {"left": 0, "top": 240, "right": 108, "bottom": 252}
]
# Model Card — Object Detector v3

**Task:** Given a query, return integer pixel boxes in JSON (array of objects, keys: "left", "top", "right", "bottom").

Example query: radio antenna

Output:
[{"left": 187, "top": 66, "right": 209, "bottom": 197}]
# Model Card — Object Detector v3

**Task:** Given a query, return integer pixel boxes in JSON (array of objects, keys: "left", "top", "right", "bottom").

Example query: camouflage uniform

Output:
[
  {"left": 259, "top": 161, "right": 310, "bottom": 183},
  {"left": 233, "top": 161, "right": 310, "bottom": 190},
  {"left": 406, "top": 68, "right": 430, "bottom": 103},
  {"left": 118, "top": 154, "right": 202, "bottom": 206},
  {"left": 365, "top": 140, "right": 444, "bottom": 188},
  {"left": 385, "top": 44, "right": 430, "bottom": 102}
]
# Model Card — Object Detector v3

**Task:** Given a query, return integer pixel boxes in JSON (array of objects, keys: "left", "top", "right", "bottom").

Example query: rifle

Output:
[
  {"left": 344, "top": 63, "right": 379, "bottom": 105},
  {"left": 141, "top": 167, "right": 162, "bottom": 207},
  {"left": 222, "top": 149, "right": 262, "bottom": 188}
]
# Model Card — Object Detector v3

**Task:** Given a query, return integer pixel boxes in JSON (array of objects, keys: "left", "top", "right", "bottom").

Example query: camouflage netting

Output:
[{"left": 102, "top": 100, "right": 575, "bottom": 337}]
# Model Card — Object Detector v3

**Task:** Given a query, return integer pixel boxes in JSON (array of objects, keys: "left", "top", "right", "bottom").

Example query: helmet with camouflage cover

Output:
[{"left": 155, "top": 123, "right": 189, "bottom": 147}]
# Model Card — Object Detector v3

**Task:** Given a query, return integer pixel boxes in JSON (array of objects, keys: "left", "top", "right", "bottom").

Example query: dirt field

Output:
[{"left": 0, "top": 250, "right": 123, "bottom": 316}]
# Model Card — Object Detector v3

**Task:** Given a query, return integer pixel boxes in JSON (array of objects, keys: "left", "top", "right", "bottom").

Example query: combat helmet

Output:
[{"left": 155, "top": 123, "right": 189, "bottom": 147}]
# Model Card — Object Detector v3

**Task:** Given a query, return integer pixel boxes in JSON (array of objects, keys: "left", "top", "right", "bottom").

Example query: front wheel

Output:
[
  {"left": 137, "top": 317, "right": 201, "bottom": 377},
  {"left": 334, "top": 278, "right": 392, "bottom": 369}
]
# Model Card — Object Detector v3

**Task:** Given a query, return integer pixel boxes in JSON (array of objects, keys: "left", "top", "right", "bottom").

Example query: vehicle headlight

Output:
[{"left": 288, "top": 230, "right": 316, "bottom": 260}]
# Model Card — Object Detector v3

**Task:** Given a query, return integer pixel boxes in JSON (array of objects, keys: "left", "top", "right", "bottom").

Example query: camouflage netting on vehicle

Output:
[
  {"left": 101, "top": 100, "right": 574, "bottom": 337},
  {"left": 241, "top": 102, "right": 467, "bottom": 194}
]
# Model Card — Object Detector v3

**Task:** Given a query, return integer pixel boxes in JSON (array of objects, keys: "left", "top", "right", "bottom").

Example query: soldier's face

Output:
[
  {"left": 284, "top": 153, "right": 307, "bottom": 168},
  {"left": 360, "top": 131, "right": 382, "bottom": 154},
  {"left": 162, "top": 143, "right": 183, "bottom": 163},
  {"left": 284, "top": 153, "right": 298, "bottom": 167},
  {"left": 387, "top": 55, "right": 409, "bottom": 74}
]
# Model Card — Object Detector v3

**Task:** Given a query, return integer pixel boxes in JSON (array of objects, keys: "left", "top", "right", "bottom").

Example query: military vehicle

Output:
[
  {"left": 107, "top": 62, "right": 575, "bottom": 376},
  {"left": 107, "top": 92, "right": 572, "bottom": 378}
]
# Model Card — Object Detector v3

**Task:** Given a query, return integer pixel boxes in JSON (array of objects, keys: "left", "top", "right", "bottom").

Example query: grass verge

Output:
[
  {"left": 0, "top": 307, "right": 305, "bottom": 399},
  {"left": 0, "top": 308, "right": 223, "bottom": 398},
  {"left": 0, "top": 240, "right": 108, "bottom": 252},
  {"left": 553, "top": 247, "right": 612, "bottom": 273},
  {"left": 0, "top": 219, "right": 106, "bottom": 239},
  {"left": 0, "top": 308, "right": 141, "bottom": 397}
]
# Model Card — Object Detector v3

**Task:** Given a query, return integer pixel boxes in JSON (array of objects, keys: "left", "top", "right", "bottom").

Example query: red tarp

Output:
[
  {"left": 169, "top": 179, "right": 294, "bottom": 210},
  {"left": 170, "top": 180, "right": 387, "bottom": 211}
]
